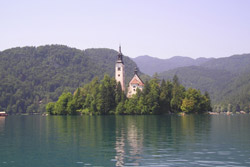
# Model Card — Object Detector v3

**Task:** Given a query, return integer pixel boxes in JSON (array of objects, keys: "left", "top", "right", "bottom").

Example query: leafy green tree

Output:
[
  {"left": 159, "top": 80, "right": 173, "bottom": 114},
  {"left": 171, "top": 75, "right": 185, "bottom": 113},
  {"left": 181, "top": 98, "right": 195, "bottom": 113},
  {"left": 54, "top": 92, "right": 73, "bottom": 115},
  {"left": 115, "top": 81, "right": 126, "bottom": 104},
  {"left": 96, "top": 75, "right": 116, "bottom": 114},
  {"left": 181, "top": 88, "right": 211, "bottom": 113},
  {"left": 148, "top": 78, "right": 160, "bottom": 114},
  {"left": 181, "top": 88, "right": 198, "bottom": 113},
  {"left": 204, "top": 91, "right": 212, "bottom": 112},
  {"left": 115, "top": 101, "right": 125, "bottom": 115},
  {"left": 66, "top": 88, "right": 85, "bottom": 114},
  {"left": 124, "top": 96, "right": 138, "bottom": 114},
  {"left": 137, "top": 96, "right": 150, "bottom": 114},
  {"left": 46, "top": 102, "right": 55, "bottom": 115}
]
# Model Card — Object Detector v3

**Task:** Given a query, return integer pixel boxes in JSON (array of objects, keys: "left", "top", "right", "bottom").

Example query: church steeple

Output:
[
  {"left": 115, "top": 45, "right": 125, "bottom": 91},
  {"left": 134, "top": 67, "right": 138, "bottom": 75},
  {"left": 117, "top": 45, "right": 124, "bottom": 64}
]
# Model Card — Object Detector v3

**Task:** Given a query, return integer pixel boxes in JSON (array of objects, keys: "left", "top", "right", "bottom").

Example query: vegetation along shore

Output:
[{"left": 46, "top": 75, "right": 212, "bottom": 115}]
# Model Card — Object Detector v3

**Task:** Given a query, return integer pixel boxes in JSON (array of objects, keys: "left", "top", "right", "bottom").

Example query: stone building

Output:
[
  {"left": 115, "top": 46, "right": 144, "bottom": 97},
  {"left": 127, "top": 67, "right": 144, "bottom": 98}
]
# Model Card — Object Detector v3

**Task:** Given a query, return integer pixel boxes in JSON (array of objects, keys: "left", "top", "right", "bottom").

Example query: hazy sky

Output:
[{"left": 0, "top": 0, "right": 250, "bottom": 59}]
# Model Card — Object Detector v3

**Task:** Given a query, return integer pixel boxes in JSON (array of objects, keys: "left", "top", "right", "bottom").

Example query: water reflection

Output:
[
  {"left": 0, "top": 117, "right": 5, "bottom": 133},
  {"left": 2, "top": 115, "right": 250, "bottom": 166},
  {"left": 115, "top": 129, "right": 125, "bottom": 166},
  {"left": 115, "top": 117, "right": 144, "bottom": 166},
  {"left": 114, "top": 115, "right": 212, "bottom": 166}
]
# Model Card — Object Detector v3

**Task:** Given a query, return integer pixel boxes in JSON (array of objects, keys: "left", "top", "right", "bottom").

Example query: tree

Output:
[
  {"left": 181, "top": 88, "right": 211, "bottom": 113},
  {"left": 46, "top": 102, "right": 55, "bottom": 114},
  {"left": 53, "top": 92, "right": 73, "bottom": 115},
  {"left": 148, "top": 78, "right": 160, "bottom": 114},
  {"left": 67, "top": 88, "right": 85, "bottom": 114},
  {"left": 152, "top": 73, "right": 160, "bottom": 84},
  {"left": 227, "top": 104, "right": 233, "bottom": 112},
  {"left": 124, "top": 97, "right": 138, "bottom": 114},
  {"left": 159, "top": 80, "right": 173, "bottom": 114},
  {"left": 115, "top": 81, "right": 126, "bottom": 105},
  {"left": 115, "top": 101, "right": 125, "bottom": 115},
  {"left": 96, "top": 75, "right": 116, "bottom": 114},
  {"left": 204, "top": 91, "right": 212, "bottom": 112},
  {"left": 171, "top": 75, "right": 185, "bottom": 113},
  {"left": 181, "top": 98, "right": 195, "bottom": 113}
]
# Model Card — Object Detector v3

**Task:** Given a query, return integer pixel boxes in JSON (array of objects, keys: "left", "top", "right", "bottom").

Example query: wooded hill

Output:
[
  {"left": 0, "top": 45, "right": 139, "bottom": 114},
  {"left": 158, "top": 54, "right": 250, "bottom": 112},
  {"left": 133, "top": 55, "right": 213, "bottom": 75}
]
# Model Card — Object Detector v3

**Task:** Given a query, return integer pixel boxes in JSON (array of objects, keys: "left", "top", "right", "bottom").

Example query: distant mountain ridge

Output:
[{"left": 133, "top": 55, "right": 214, "bottom": 75}]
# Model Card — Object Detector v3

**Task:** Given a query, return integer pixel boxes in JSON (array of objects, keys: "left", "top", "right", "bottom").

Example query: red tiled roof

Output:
[{"left": 130, "top": 78, "right": 144, "bottom": 86}]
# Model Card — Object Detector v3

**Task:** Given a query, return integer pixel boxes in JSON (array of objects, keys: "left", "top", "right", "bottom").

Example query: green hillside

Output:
[
  {"left": 217, "top": 72, "right": 250, "bottom": 111},
  {"left": 159, "top": 66, "right": 235, "bottom": 99},
  {"left": 159, "top": 54, "right": 250, "bottom": 112},
  {"left": 133, "top": 55, "right": 213, "bottom": 75},
  {"left": 0, "top": 45, "right": 138, "bottom": 114},
  {"left": 203, "top": 54, "right": 250, "bottom": 74}
]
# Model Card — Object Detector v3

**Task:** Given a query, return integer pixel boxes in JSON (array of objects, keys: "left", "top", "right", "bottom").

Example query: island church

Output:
[{"left": 115, "top": 46, "right": 144, "bottom": 98}]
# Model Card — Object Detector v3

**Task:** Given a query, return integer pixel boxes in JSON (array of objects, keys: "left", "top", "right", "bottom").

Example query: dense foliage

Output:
[
  {"left": 159, "top": 54, "right": 250, "bottom": 113},
  {"left": 0, "top": 45, "right": 140, "bottom": 114},
  {"left": 47, "top": 75, "right": 212, "bottom": 115}
]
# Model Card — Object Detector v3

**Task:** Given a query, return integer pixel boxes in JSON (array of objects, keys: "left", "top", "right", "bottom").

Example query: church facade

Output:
[
  {"left": 115, "top": 46, "right": 144, "bottom": 97},
  {"left": 127, "top": 67, "right": 144, "bottom": 98}
]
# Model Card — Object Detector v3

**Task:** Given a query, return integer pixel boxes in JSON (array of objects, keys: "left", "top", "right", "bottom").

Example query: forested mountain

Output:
[
  {"left": 159, "top": 54, "right": 250, "bottom": 112},
  {"left": 216, "top": 72, "right": 250, "bottom": 111},
  {"left": 159, "top": 66, "right": 235, "bottom": 99},
  {"left": 202, "top": 54, "right": 250, "bottom": 74},
  {"left": 0, "top": 45, "right": 139, "bottom": 114},
  {"left": 133, "top": 55, "right": 213, "bottom": 75}
]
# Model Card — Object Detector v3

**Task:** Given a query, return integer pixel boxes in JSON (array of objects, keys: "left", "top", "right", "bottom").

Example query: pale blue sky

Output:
[{"left": 0, "top": 0, "right": 250, "bottom": 58}]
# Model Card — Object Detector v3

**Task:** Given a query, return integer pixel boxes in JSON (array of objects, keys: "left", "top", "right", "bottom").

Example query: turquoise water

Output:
[{"left": 0, "top": 115, "right": 250, "bottom": 166}]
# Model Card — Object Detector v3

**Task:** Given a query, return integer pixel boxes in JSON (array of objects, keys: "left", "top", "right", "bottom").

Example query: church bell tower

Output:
[{"left": 115, "top": 45, "right": 125, "bottom": 91}]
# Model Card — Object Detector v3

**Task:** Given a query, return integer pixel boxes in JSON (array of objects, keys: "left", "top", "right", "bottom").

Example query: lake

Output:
[{"left": 0, "top": 114, "right": 250, "bottom": 167}]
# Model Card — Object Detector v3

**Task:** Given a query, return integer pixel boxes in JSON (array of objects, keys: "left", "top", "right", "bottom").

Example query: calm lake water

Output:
[{"left": 0, "top": 114, "right": 250, "bottom": 167}]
